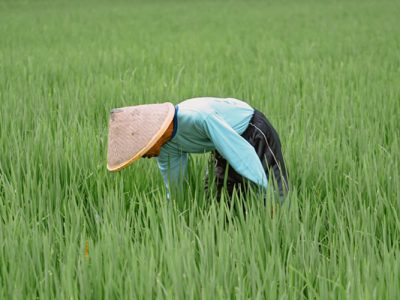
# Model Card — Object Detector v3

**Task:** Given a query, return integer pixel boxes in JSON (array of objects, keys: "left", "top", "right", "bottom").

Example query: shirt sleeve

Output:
[
  {"left": 203, "top": 113, "right": 268, "bottom": 189},
  {"left": 157, "top": 151, "right": 188, "bottom": 199}
]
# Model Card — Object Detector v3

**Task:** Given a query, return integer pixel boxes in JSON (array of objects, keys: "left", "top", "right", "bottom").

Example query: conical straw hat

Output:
[{"left": 107, "top": 102, "right": 175, "bottom": 172}]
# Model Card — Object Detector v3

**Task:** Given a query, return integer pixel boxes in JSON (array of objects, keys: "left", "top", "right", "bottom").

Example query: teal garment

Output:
[{"left": 156, "top": 97, "right": 268, "bottom": 197}]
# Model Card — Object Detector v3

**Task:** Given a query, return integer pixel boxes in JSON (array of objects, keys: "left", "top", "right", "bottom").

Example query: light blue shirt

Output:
[{"left": 157, "top": 97, "right": 268, "bottom": 197}]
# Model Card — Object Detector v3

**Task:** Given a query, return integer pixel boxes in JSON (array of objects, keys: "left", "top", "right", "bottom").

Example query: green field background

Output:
[{"left": 0, "top": 0, "right": 399, "bottom": 299}]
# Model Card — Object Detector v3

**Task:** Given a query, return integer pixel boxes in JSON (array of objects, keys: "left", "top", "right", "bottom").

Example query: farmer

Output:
[{"left": 107, "top": 97, "right": 289, "bottom": 200}]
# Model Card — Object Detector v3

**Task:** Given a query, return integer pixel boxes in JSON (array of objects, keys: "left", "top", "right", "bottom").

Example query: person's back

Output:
[
  {"left": 159, "top": 97, "right": 254, "bottom": 154},
  {"left": 178, "top": 97, "right": 253, "bottom": 131}
]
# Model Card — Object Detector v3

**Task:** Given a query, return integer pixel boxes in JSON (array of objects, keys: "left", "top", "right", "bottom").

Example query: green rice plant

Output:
[{"left": 0, "top": 0, "right": 399, "bottom": 299}]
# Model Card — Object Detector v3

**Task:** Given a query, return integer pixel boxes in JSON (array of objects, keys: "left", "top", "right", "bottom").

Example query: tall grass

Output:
[{"left": 0, "top": 0, "right": 399, "bottom": 298}]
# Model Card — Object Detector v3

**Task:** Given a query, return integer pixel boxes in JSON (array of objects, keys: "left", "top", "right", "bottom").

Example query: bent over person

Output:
[{"left": 107, "top": 97, "right": 289, "bottom": 201}]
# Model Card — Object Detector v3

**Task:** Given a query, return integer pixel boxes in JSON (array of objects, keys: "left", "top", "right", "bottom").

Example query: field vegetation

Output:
[{"left": 0, "top": 0, "right": 399, "bottom": 298}]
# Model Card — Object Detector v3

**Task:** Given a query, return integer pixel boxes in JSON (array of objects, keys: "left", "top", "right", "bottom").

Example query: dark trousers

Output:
[{"left": 206, "top": 109, "right": 289, "bottom": 199}]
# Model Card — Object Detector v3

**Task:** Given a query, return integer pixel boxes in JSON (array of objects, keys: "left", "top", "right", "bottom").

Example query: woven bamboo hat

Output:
[{"left": 107, "top": 102, "right": 175, "bottom": 172}]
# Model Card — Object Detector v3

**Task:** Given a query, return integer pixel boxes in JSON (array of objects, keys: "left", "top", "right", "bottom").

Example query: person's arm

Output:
[
  {"left": 157, "top": 152, "right": 188, "bottom": 199},
  {"left": 203, "top": 113, "right": 268, "bottom": 189}
]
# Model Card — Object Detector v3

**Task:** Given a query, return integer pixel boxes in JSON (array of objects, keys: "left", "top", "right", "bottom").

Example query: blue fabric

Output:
[
  {"left": 171, "top": 106, "right": 179, "bottom": 139},
  {"left": 156, "top": 97, "right": 268, "bottom": 197}
]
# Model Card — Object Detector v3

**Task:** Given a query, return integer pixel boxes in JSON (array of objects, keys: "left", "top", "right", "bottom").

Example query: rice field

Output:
[{"left": 0, "top": 0, "right": 399, "bottom": 298}]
